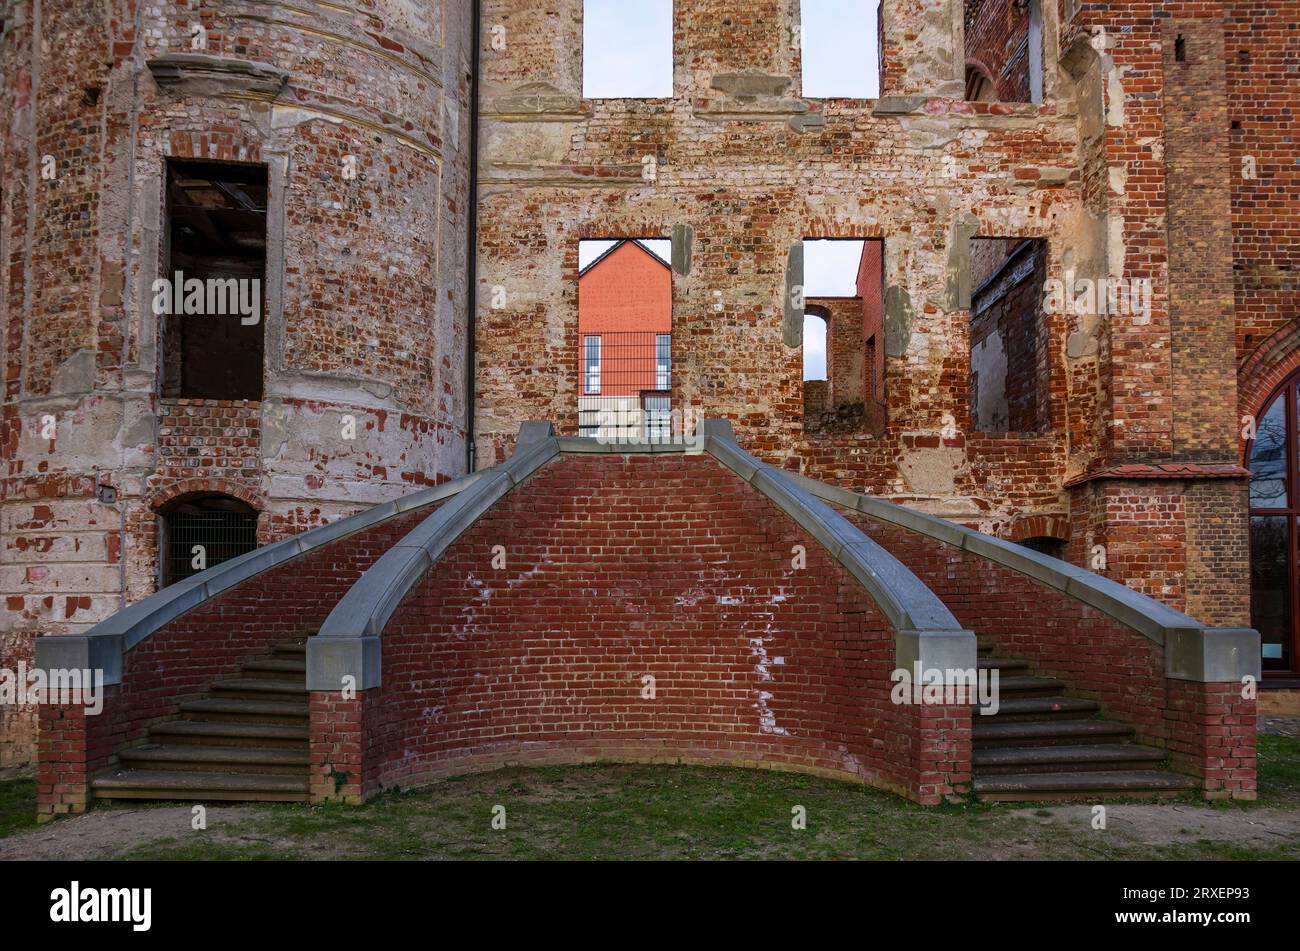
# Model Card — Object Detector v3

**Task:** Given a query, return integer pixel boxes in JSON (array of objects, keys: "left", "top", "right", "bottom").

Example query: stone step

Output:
[
  {"left": 976, "top": 696, "right": 1099, "bottom": 721},
  {"left": 973, "top": 743, "right": 1165, "bottom": 775},
  {"left": 974, "top": 769, "right": 1198, "bottom": 802},
  {"left": 986, "top": 675, "right": 1066, "bottom": 698},
  {"left": 976, "top": 656, "right": 1029, "bottom": 673},
  {"left": 242, "top": 658, "right": 307, "bottom": 680},
  {"left": 272, "top": 641, "right": 307, "bottom": 658},
  {"left": 210, "top": 678, "right": 306, "bottom": 702},
  {"left": 91, "top": 768, "right": 309, "bottom": 803},
  {"left": 148, "top": 718, "right": 308, "bottom": 750},
  {"left": 119, "top": 744, "right": 309, "bottom": 776},
  {"left": 973, "top": 718, "right": 1133, "bottom": 748},
  {"left": 180, "top": 697, "right": 309, "bottom": 726}
]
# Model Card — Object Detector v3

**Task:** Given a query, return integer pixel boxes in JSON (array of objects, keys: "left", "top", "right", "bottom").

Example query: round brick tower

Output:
[{"left": 0, "top": 1, "right": 473, "bottom": 764}]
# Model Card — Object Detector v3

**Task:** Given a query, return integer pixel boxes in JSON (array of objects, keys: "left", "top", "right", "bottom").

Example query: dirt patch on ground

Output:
[
  {"left": 1008, "top": 802, "right": 1300, "bottom": 851},
  {"left": 0, "top": 805, "right": 256, "bottom": 861},
  {"left": 1260, "top": 715, "right": 1300, "bottom": 738}
]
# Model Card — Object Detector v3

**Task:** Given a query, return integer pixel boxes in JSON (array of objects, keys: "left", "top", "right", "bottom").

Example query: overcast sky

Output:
[
  {"left": 579, "top": 238, "right": 671, "bottom": 270},
  {"left": 582, "top": 0, "right": 880, "bottom": 99}
]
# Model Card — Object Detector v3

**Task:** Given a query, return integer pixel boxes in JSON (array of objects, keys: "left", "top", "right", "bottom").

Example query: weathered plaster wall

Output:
[{"left": 0, "top": 0, "right": 473, "bottom": 765}]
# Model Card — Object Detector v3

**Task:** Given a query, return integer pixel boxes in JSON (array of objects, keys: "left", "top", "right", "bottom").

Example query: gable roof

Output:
[{"left": 578, "top": 239, "right": 672, "bottom": 278}]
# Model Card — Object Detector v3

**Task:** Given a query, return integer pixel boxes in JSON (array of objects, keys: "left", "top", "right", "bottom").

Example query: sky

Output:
[
  {"left": 803, "top": 239, "right": 865, "bottom": 380},
  {"left": 579, "top": 238, "right": 671, "bottom": 270},
  {"left": 582, "top": 0, "right": 880, "bottom": 99}
]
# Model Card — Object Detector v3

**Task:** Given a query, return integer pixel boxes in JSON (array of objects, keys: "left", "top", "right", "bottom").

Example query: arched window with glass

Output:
[{"left": 1248, "top": 376, "right": 1300, "bottom": 677}]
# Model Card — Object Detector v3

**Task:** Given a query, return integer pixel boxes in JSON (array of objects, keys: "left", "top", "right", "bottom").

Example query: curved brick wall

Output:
[{"left": 341, "top": 454, "right": 970, "bottom": 803}]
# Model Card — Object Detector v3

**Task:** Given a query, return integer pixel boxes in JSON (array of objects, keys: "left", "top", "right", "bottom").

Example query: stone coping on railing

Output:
[
  {"left": 785, "top": 471, "right": 1260, "bottom": 684},
  {"left": 306, "top": 419, "right": 976, "bottom": 691},
  {"left": 32, "top": 469, "right": 487, "bottom": 685}
]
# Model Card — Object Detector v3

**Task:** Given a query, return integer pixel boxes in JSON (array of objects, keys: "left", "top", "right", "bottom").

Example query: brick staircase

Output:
[
  {"left": 89, "top": 641, "right": 1200, "bottom": 806},
  {"left": 971, "top": 653, "right": 1197, "bottom": 801},
  {"left": 91, "top": 640, "right": 310, "bottom": 803}
]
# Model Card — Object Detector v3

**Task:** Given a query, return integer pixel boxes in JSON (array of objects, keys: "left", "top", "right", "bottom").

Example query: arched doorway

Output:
[
  {"left": 1248, "top": 374, "right": 1300, "bottom": 676},
  {"left": 158, "top": 494, "right": 259, "bottom": 587}
]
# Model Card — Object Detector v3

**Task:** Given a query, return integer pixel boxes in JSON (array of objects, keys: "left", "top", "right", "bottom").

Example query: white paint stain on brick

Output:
[{"left": 750, "top": 631, "right": 791, "bottom": 736}]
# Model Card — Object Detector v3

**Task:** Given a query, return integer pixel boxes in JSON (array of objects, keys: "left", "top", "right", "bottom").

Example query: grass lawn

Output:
[
  {"left": 0, "top": 775, "right": 38, "bottom": 841},
  {"left": 2, "top": 736, "right": 1297, "bottom": 861}
]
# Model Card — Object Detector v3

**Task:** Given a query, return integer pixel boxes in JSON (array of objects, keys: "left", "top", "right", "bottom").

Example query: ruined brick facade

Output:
[
  {"left": 472, "top": 0, "right": 1278, "bottom": 666},
  {"left": 3, "top": 0, "right": 1297, "bottom": 766}
]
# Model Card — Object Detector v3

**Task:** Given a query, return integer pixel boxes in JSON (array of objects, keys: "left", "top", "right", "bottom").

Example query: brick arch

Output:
[
  {"left": 1007, "top": 513, "right": 1070, "bottom": 543},
  {"left": 164, "top": 131, "right": 265, "bottom": 166},
  {"left": 1238, "top": 320, "right": 1300, "bottom": 462},
  {"left": 964, "top": 59, "right": 997, "bottom": 101},
  {"left": 799, "top": 222, "right": 885, "bottom": 240},
  {"left": 147, "top": 479, "right": 264, "bottom": 515}
]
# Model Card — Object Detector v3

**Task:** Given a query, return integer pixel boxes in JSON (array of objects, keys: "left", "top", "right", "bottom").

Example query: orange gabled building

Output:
[{"left": 577, "top": 240, "right": 672, "bottom": 399}]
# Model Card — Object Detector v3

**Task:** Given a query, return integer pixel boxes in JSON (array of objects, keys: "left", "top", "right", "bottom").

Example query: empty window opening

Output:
[
  {"left": 162, "top": 159, "right": 267, "bottom": 401},
  {"left": 161, "top": 494, "right": 258, "bottom": 587},
  {"left": 968, "top": 238, "right": 1050, "bottom": 433},
  {"left": 802, "top": 239, "right": 885, "bottom": 434},
  {"left": 800, "top": 0, "right": 882, "bottom": 98},
  {"left": 582, "top": 0, "right": 673, "bottom": 98},
  {"left": 577, "top": 239, "right": 672, "bottom": 441},
  {"left": 1175, "top": 34, "right": 1187, "bottom": 63},
  {"left": 963, "top": 0, "right": 1043, "bottom": 103},
  {"left": 1019, "top": 535, "right": 1066, "bottom": 560},
  {"left": 803, "top": 308, "right": 830, "bottom": 416}
]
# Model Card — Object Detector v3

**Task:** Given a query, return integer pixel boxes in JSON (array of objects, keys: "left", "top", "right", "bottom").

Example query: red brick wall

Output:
[
  {"left": 1166, "top": 679, "right": 1256, "bottom": 797},
  {"left": 578, "top": 242, "right": 672, "bottom": 335},
  {"left": 856, "top": 241, "right": 885, "bottom": 432},
  {"left": 964, "top": 0, "right": 1032, "bottom": 102},
  {"left": 1164, "top": 20, "right": 1238, "bottom": 461},
  {"left": 969, "top": 240, "right": 1050, "bottom": 433},
  {"left": 844, "top": 508, "right": 1171, "bottom": 745},
  {"left": 841, "top": 502, "right": 1256, "bottom": 796},
  {"left": 0, "top": 630, "right": 36, "bottom": 767},
  {"left": 309, "top": 694, "right": 365, "bottom": 804},
  {"left": 354, "top": 454, "right": 970, "bottom": 804},
  {"left": 1228, "top": 0, "right": 1300, "bottom": 359},
  {"left": 1067, "top": 476, "right": 1250, "bottom": 628},
  {"left": 36, "top": 502, "right": 440, "bottom": 815}
]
